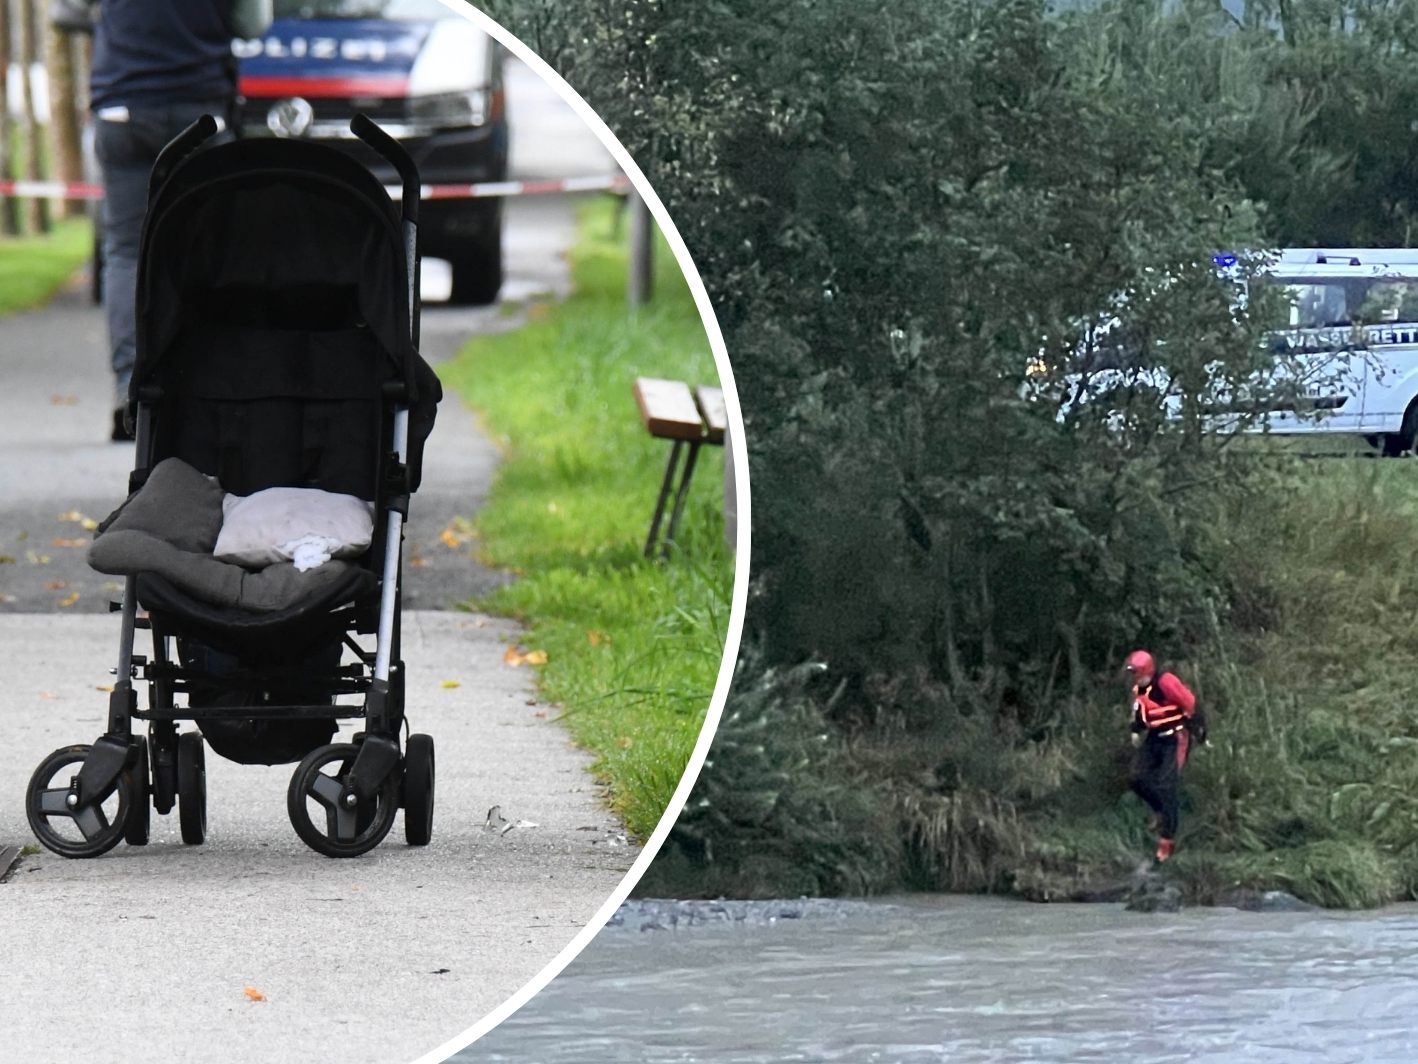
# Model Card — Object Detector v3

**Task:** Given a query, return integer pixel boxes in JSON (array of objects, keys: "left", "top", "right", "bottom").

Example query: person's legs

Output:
[
  {"left": 1152, "top": 737, "right": 1181, "bottom": 857},
  {"left": 95, "top": 101, "right": 228, "bottom": 438},
  {"left": 1155, "top": 766, "right": 1179, "bottom": 839},
  {"left": 95, "top": 114, "right": 149, "bottom": 420},
  {"left": 1135, "top": 735, "right": 1182, "bottom": 858},
  {"left": 1132, "top": 738, "right": 1165, "bottom": 815}
]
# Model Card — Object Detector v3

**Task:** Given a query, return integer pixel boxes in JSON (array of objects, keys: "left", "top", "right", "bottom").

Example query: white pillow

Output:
[{"left": 213, "top": 487, "right": 375, "bottom": 571}]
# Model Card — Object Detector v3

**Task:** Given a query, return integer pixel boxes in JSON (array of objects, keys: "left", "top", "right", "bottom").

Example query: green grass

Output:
[
  {"left": 439, "top": 198, "right": 733, "bottom": 839},
  {"left": 0, "top": 218, "right": 91, "bottom": 316}
]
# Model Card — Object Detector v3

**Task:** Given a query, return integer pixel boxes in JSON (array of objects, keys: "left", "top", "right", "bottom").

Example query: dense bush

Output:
[{"left": 478, "top": 0, "right": 1418, "bottom": 906}]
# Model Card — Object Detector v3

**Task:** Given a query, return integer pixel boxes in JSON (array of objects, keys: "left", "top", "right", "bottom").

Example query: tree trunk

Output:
[
  {"left": 0, "top": 0, "right": 19, "bottom": 236},
  {"left": 21, "top": 0, "right": 52, "bottom": 232},
  {"left": 46, "top": 5, "right": 83, "bottom": 218}
]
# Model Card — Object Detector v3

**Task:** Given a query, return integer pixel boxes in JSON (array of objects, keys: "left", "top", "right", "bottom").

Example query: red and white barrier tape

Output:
[
  {"left": 0, "top": 174, "right": 630, "bottom": 201},
  {"left": 409, "top": 174, "right": 630, "bottom": 200},
  {"left": 0, "top": 179, "right": 105, "bottom": 200}
]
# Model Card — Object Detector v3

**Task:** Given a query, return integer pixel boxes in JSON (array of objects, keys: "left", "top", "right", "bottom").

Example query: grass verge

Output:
[
  {"left": 439, "top": 198, "right": 732, "bottom": 840},
  {"left": 0, "top": 218, "right": 92, "bottom": 317}
]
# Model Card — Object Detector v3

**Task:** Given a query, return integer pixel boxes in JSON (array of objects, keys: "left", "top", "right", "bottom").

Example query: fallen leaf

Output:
[
  {"left": 44, "top": 580, "right": 68, "bottom": 591},
  {"left": 524, "top": 649, "right": 548, "bottom": 666},
  {"left": 502, "top": 646, "right": 524, "bottom": 666},
  {"left": 533, "top": 710, "right": 547, "bottom": 719},
  {"left": 0, "top": 555, "right": 13, "bottom": 564},
  {"left": 38, "top": 691, "right": 57, "bottom": 701},
  {"left": 25, "top": 551, "right": 51, "bottom": 565},
  {"left": 440, "top": 679, "right": 461, "bottom": 689},
  {"left": 52, "top": 538, "right": 86, "bottom": 549},
  {"left": 409, "top": 557, "right": 429, "bottom": 569},
  {"left": 586, "top": 630, "right": 608, "bottom": 646},
  {"left": 243, "top": 986, "right": 266, "bottom": 1002},
  {"left": 439, "top": 528, "right": 461, "bottom": 549},
  {"left": 95, "top": 684, "right": 114, "bottom": 693},
  {"left": 617, "top": 736, "right": 634, "bottom": 749},
  {"left": 49, "top": 394, "right": 78, "bottom": 406},
  {"left": 57, "top": 510, "right": 85, "bottom": 522},
  {"left": 57, "top": 591, "right": 80, "bottom": 608},
  {"left": 0, "top": 594, "right": 15, "bottom": 604},
  {"left": 80, "top": 518, "right": 99, "bottom": 532}
]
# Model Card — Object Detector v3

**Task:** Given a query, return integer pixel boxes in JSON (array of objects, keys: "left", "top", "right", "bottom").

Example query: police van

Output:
[
  {"left": 1039, "top": 249, "right": 1418, "bottom": 455},
  {"left": 1251, "top": 249, "right": 1418, "bottom": 454},
  {"left": 234, "top": 0, "right": 509, "bottom": 304}
]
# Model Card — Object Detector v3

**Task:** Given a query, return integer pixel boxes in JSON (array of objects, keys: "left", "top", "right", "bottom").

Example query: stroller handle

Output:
[
  {"left": 352, "top": 114, "right": 419, "bottom": 226},
  {"left": 149, "top": 114, "right": 221, "bottom": 202},
  {"left": 352, "top": 114, "right": 421, "bottom": 347}
]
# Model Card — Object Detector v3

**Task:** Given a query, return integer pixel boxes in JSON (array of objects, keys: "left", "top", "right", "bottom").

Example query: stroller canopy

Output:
[{"left": 132, "top": 136, "right": 439, "bottom": 490}]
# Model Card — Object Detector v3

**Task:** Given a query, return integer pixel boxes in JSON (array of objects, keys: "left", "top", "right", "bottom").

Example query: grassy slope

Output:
[
  {"left": 0, "top": 219, "right": 92, "bottom": 316},
  {"left": 1019, "top": 459, "right": 1418, "bottom": 907},
  {"left": 644, "top": 457, "right": 1418, "bottom": 910},
  {"left": 439, "top": 200, "right": 732, "bottom": 839}
]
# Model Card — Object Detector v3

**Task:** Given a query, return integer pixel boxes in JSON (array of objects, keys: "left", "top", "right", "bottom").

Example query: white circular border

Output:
[{"left": 410, "top": 2, "right": 751, "bottom": 1061}]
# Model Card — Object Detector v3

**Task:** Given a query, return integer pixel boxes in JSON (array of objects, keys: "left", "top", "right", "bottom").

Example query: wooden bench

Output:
[{"left": 633, "top": 377, "right": 726, "bottom": 558}]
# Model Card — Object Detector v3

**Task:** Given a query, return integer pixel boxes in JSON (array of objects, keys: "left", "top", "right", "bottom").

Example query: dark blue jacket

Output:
[{"left": 90, "top": 1, "right": 238, "bottom": 110}]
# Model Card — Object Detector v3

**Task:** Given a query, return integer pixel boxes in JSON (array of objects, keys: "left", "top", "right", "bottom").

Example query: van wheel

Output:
[
  {"left": 448, "top": 208, "right": 503, "bottom": 306},
  {"left": 449, "top": 254, "right": 502, "bottom": 306}
]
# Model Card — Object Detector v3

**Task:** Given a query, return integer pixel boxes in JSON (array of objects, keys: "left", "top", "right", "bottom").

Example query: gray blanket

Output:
[{"left": 89, "top": 458, "right": 363, "bottom": 613}]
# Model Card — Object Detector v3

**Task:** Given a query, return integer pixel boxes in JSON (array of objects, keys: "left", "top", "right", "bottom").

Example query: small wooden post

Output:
[{"left": 627, "top": 188, "right": 653, "bottom": 307}]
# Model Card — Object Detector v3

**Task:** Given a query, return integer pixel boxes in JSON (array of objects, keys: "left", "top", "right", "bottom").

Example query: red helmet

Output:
[{"left": 1124, "top": 650, "right": 1155, "bottom": 678}]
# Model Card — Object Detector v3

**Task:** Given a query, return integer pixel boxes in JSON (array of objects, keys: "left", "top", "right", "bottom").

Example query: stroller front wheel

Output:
[
  {"left": 123, "top": 736, "right": 151, "bottom": 847},
  {"left": 402, "top": 733, "right": 435, "bottom": 847},
  {"left": 177, "top": 732, "right": 207, "bottom": 845},
  {"left": 26, "top": 744, "right": 134, "bottom": 859},
  {"left": 287, "top": 742, "right": 399, "bottom": 858}
]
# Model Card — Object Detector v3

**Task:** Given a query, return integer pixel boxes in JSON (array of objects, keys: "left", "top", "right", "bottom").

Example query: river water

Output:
[{"left": 456, "top": 896, "right": 1418, "bottom": 1063}]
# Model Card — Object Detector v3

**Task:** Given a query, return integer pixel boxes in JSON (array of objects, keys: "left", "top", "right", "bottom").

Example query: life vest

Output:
[{"left": 1134, "top": 680, "right": 1187, "bottom": 737}]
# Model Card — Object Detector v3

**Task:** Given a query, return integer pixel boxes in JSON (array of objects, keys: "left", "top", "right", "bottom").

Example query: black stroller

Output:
[{"left": 25, "top": 115, "right": 441, "bottom": 858}]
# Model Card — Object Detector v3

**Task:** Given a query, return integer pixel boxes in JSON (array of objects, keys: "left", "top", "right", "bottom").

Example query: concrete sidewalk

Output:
[{"left": 0, "top": 612, "right": 632, "bottom": 1063}]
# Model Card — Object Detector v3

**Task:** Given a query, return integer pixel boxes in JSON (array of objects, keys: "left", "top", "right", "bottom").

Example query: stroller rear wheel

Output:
[
  {"left": 151, "top": 723, "right": 178, "bottom": 815},
  {"left": 402, "top": 733, "right": 435, "bottom": 847},
  {"left": 26, "top": 744, "right": 134, "bottom": 859},
  {"left": 123, "top": 736, "right": 151, "bottom": 847},
  {"left": 287, "top": 742, "right": 399, "bottom": 858},
  {"left": 178, "top": 732, "right": 208, "bottom": 845}
]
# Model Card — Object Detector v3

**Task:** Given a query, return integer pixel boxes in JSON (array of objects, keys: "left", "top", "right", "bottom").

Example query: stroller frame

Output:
[{"left": 26, "top": 115, "right": 437, "bottom": 859}]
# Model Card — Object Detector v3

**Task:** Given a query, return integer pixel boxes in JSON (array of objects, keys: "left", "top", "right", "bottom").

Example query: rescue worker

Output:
[{"left": 1124, "top": 649, "right": 1207, "bottom": 862}]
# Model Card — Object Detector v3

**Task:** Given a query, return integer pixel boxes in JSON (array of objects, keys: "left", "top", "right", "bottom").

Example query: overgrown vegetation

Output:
[
  {"left": 478, "top": 0, "right": 1418, "bottom": 906},
  {"left": 440, "top": 200, "right": 730, "bottom": 840}
]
